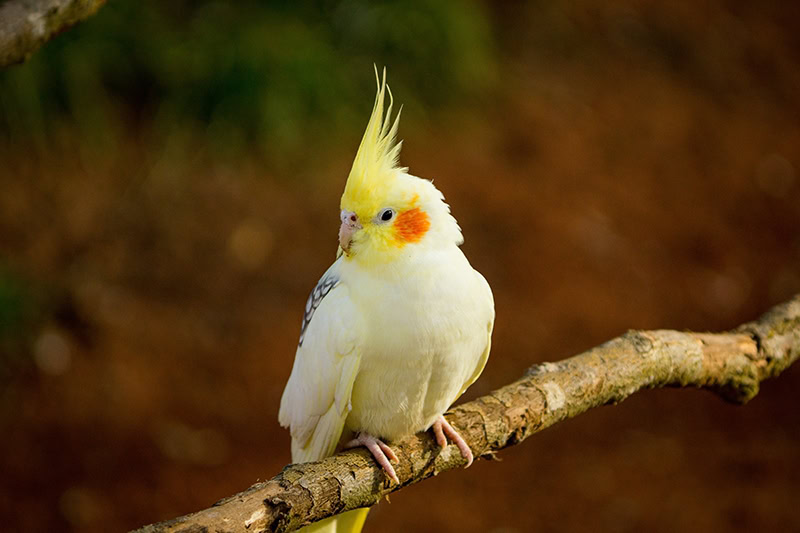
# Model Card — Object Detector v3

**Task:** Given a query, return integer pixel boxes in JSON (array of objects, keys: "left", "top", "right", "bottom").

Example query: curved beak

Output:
[{"left": 338, "top": 210, "right": 362, "bottom": 254}]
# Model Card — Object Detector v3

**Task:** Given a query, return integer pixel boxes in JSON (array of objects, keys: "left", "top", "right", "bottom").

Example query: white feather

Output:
[{"left": 279, "top": 260, "right": 362, "bottom": 463}]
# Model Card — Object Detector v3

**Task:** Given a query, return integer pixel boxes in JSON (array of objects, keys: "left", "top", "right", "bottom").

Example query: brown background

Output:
[{"left": 1, "top": 1, "right": 799, "bottom": 532}]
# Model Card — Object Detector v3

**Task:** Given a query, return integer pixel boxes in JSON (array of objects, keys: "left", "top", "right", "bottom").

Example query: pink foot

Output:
[
  {"left": 432, "top": 415, "right": 473, "bottom": 467},
  {"left": 344, "top": 432, "right": 400, "bottom": 483}
]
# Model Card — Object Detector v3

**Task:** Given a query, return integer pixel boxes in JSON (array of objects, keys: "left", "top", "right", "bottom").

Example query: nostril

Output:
[{"left": 349, "top": 214, "right": 357, "bottom": 223}]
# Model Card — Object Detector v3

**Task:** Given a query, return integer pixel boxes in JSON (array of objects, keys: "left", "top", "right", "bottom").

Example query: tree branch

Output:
[
  {"left": 134, "top": 294, "right": 800, "bottom": 533},
  {"left": 0, "top": 0, "right": 106, "bottom": 68}
]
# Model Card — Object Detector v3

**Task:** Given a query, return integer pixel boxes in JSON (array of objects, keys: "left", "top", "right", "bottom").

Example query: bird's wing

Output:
[
  {"left": 457, "top": 271, "right": 495, "bottom": 399},
  {"left": 279, "top": 261, "right": 362, "bottom": 463}
]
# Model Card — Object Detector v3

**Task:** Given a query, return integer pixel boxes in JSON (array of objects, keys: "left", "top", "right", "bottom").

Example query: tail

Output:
[
  {"left": 290, "top": 408, "right": 370, "bottom": 533},
  {"left": 299, "top": 508, "right": 369, "bottom": 533}
]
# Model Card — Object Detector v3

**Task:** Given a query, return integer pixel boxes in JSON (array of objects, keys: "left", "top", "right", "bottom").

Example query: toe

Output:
[
  {"left": 459, "top": 443, "right": 474, "bottom": 467},
  {"left": 377, "top": 440, "right": 399, "bottom": 463},
  {"left": 438, "top": 416, "right": 474, "bottom": 467},
  {"left": 350, "top": 433, "right": 400, "bottom": 483},
  {"left": 372, "top": 449, "right": 398, "bottom": 482},
  {"left": 432, "top": 420, "right": 448, "bottom": 448}
]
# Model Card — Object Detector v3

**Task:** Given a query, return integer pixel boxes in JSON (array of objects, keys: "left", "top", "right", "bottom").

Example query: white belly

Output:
[{"left": 344, "top": 248, "right": 493, "bottom": 441}]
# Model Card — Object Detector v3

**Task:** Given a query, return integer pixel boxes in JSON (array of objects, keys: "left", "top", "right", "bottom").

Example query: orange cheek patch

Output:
[{"left": 393, "top": 207, "right": 430, "bottom": 244}]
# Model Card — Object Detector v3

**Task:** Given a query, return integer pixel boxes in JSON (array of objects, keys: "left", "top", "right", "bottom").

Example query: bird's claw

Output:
[
  {"left": 432, "top": 415, "right": 473, "bottom": 467},
  {"left": 344, "top": 432, "right": 400, "bottom": 483}
]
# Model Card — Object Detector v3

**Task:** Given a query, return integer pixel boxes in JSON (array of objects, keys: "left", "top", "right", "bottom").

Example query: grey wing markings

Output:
[{"left": 298, "top": 272, "right": 340, "bottom": 346}]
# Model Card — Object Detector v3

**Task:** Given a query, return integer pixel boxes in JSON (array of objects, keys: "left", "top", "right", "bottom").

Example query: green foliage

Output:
[
  {"left": 0, "top": 268, "right": 29, "bottom": 332},
  {"left": 0, "top": 266, "right": 37, "bottom": 375},
  {"left": 0, "top": 0, "right": 496, "bottom": 166}
]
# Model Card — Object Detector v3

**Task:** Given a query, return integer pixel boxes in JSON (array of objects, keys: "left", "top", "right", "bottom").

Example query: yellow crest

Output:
[{"left": 341, "top": 67, "right": 405, "bottom": 215}]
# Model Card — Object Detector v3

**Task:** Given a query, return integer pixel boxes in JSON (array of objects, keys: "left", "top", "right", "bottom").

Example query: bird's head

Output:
[{"left": 338, "top": 69, "right": 462, "bottom": 266}]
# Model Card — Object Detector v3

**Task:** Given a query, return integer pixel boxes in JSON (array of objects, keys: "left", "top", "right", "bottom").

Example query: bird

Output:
[{"left": 279, "top": 68, "right": 495, "bottom": 533}]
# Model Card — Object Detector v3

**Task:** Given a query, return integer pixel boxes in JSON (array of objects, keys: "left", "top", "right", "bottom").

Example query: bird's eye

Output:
[{"left": 377, "top": 208, "right": 395, "bottom": 223}]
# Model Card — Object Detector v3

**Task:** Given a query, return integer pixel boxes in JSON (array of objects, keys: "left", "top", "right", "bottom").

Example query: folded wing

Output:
[{"left": 279, "top": 262, "right": 362, "bottom": 463}]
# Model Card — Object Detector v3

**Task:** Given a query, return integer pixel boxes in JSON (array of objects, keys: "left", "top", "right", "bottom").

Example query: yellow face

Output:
[{"left": 339, "top": 187, "right": 430, "bottom": 264}]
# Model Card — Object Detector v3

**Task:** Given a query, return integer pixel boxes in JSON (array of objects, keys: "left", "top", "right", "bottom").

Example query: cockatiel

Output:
[{"left": 279, "top": 69, "right": 495, "bottom": 533}]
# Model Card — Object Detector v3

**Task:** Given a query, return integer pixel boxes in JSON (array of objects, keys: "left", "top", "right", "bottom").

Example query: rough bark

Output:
[
  {"left": 134, "top": 294, "right": 800, "bottom": 533},
  {"left": 0, "top": 0, "right": 106, "bottom": 68}
]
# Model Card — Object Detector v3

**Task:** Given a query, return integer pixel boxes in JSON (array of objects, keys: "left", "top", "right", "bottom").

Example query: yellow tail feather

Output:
[{"left": 298, "top": 508, "right": 369, "bottom": 533}]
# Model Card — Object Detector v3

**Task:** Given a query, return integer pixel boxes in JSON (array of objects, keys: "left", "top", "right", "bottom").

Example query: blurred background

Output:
[{"left": 1, "top": 0, "right": 799, "bottom": 531}]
